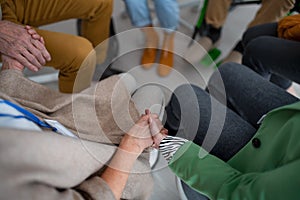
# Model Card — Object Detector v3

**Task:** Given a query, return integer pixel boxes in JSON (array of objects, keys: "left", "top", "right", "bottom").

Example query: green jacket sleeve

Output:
[{"left": 168, "top": 142, "right": 300, "bottom": 200}]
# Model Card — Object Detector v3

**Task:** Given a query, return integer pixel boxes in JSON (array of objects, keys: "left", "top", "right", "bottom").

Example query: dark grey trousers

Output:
[
  {"left": 242, "top": 22, "right": 300, "bottom": 89},
  {"left": 165, "top": 63, "right": 298, "bottom": 199}
]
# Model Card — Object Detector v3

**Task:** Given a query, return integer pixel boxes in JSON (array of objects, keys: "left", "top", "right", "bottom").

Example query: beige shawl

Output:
[{"left": 0, "top": 70, "right": 153, "bottom": 200}]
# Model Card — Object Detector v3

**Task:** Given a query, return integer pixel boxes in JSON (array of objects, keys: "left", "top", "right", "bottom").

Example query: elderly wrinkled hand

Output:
[
  {"left": 1, "top": 54, "right": 24, "bottom": 71},
  {"left": 0, "top": 20, "right": 51, "bottom": 72}
]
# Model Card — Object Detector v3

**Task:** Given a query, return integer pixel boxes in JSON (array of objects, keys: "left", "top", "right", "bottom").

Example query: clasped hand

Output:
[
  {"left": 0, "top": 20, "right": 51, "bottom": 71},
  {"left": 119, "top": 109, "right": 168, "bottom": 154}
]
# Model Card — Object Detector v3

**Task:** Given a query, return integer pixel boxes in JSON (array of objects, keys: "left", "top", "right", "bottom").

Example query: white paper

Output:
[{"left": 44, "top": 119, "right": 78, "bottom": 138}]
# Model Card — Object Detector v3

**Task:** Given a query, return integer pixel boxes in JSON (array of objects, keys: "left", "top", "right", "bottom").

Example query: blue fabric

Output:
[
  {"left": 0, "top": 100, "right": 57, "bottom": 131},
  {"left": 124, "top": 0, "right": 179, "bottom": 31}
]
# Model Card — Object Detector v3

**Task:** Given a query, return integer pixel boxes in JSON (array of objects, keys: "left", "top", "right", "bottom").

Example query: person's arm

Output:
[
  {"left": 1, "top": 54, "right": 24, "bottom": 71},
  {"left": 101, "top": 114, "right": 153, "bottom": 199},
  {"left": 148, "top": 111, "right": 188, "bottom": 162},
  {"left": 1, "top": 25, "right": 48, "bottom": 71},
  {"left": 0, "top": 114, "right": 153, "bottom": 200},
  {"left": 168, "top": 142, "right": 300, "bottom": 199},
  {"left": 0, "top": 20, "right": 51, "bottom": 71},
  {"left": 100, "top": 143, "right": 142, "bottom": 199},
  {"left": 159, "top": 135, "right": 188, "bottom": 162},
  {"left": 148, "top": 111, "right": 300, "bottom": 199}
]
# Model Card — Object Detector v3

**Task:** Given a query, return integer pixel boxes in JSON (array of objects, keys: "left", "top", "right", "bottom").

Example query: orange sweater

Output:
[{"left": 278, "top": 14, "right": 300, "bottom": 41}]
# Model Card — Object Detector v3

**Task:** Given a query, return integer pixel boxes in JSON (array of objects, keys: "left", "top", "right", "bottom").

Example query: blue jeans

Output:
[
  {"left": 242, "top": 22, "right": 300, "bottom": 89},
  {"left": 165, "top": 63, "right": 298, "bottom": 199},
  {"left": 124, "top": 0, "right": 179, "bottom": 31}
]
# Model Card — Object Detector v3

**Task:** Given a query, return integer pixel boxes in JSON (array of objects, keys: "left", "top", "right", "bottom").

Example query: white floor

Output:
[{"left": 24, "top": 1, "right": 300, "bottom": 199}]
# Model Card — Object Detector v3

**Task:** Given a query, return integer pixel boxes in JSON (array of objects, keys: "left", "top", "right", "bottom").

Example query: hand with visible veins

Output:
[
  {"left": 0, "top": 21, "right": 51, "bottom": 72},
  {"left": 25, "top": 25, "right": 45, "bottom": 44},
  {"left": 1, "top": 54, "right": 25, "bottom": 71}
]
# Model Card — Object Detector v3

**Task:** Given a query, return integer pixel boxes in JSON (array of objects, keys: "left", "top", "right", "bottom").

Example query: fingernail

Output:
[{"left": 33, "top": 67, "right": 39, "bottom": 72}]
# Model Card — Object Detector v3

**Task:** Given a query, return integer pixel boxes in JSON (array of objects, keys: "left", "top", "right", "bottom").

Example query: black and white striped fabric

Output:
[{"left": 159, "top": 136, "right": 188, "bottom": 163}]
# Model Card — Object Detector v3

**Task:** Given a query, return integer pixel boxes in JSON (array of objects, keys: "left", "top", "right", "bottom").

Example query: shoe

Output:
[
  {"left": 184, "top": 36, "right": 213, "bottom": 65},
  {"left": 140, "top": 26, "right": 159, "bottom": 69},
  {"left": 141, "top": 48, "right": 157, "bottom": 69},
  {"left": 157, "top": 50, "right": 174, "bottom": 77}
]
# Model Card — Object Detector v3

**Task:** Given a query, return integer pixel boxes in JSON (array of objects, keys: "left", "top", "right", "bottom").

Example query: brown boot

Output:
[
  {"left": 141, "top": 48, "right": 157, "bottom": 69},
  {"left": 140, "top": 26, "right": 159, "bottom": 69},
  {"left": 158, "top": 50, "right": 174, "bottom": 77},
  {"left": 158, "top": 32, "right": 175, "bottom": 77}
]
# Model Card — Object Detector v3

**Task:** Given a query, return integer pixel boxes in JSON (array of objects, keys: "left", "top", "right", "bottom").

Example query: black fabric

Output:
[
  {"left": 206, "top": 24, "right": 222, "bottom": 44},
  {"left": 194, "top": 19, "right": 221, "bottom": 44},
  {"left": 232, "top": 40, "right": 244, "bottom": 54}
]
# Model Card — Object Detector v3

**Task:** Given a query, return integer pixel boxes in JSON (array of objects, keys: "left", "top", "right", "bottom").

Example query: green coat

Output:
[{"left": 169, "top": 101, "right": 300, "bottom": 200}]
